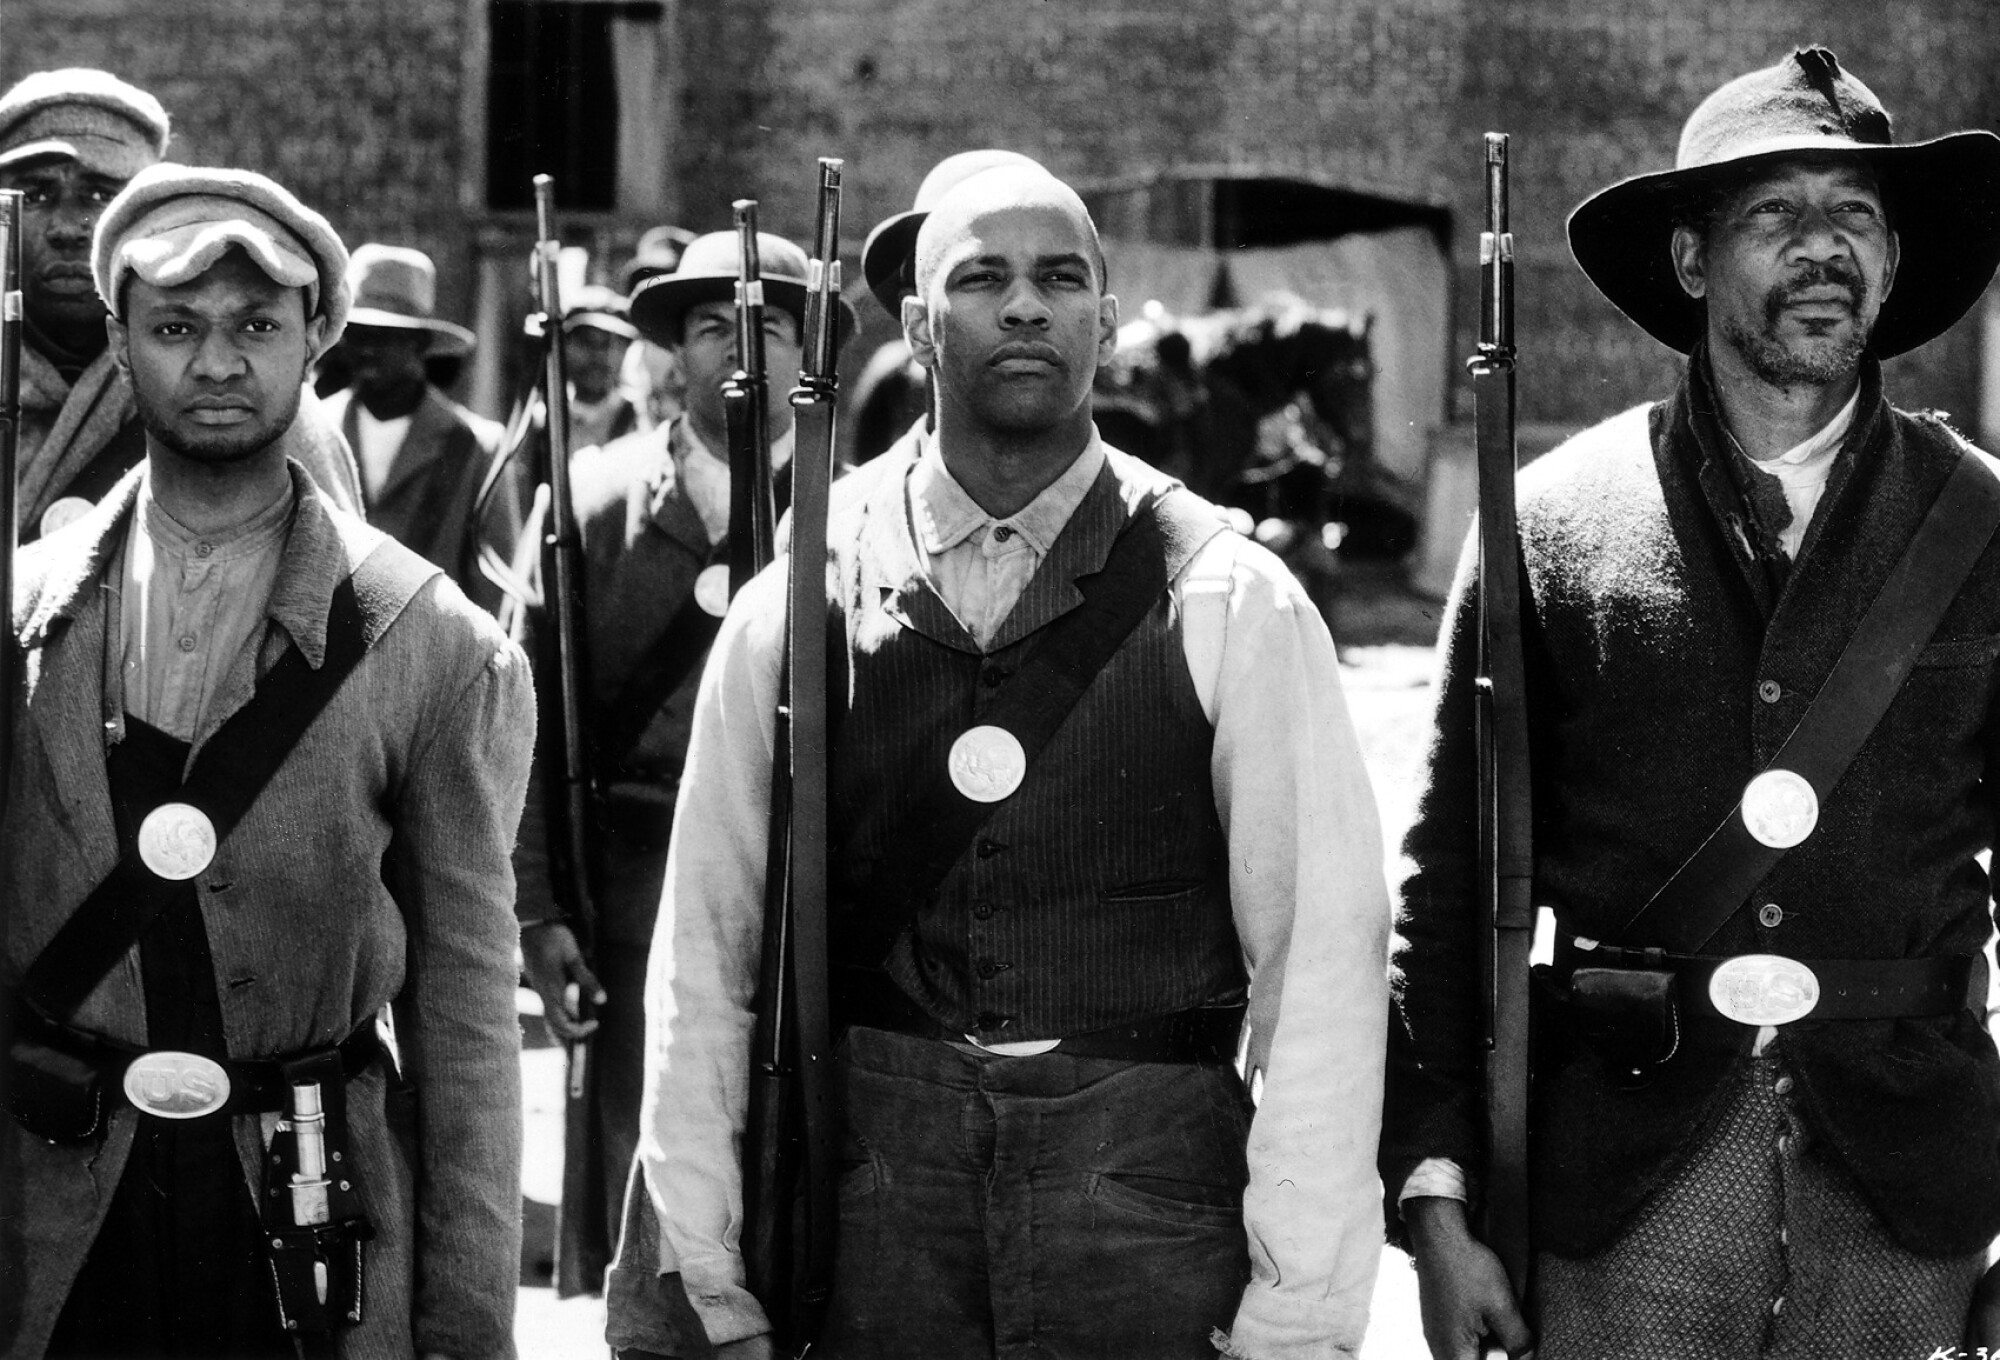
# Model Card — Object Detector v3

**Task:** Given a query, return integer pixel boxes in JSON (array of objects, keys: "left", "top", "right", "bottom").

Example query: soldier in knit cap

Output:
[
  {"left": 0, "top": 68, "right": 361, "bottom": 543},
  {"left": 2, "top": 164, "right": 533, "bottom": 1359}
]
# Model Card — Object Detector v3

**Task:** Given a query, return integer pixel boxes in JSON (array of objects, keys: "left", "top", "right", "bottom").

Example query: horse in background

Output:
[{"left": 845, "top": 296, "right": 1417, "bottom": 578}]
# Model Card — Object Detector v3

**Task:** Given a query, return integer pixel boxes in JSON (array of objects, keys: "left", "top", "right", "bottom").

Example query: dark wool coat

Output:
[
  {"left": 1384, "top": 351, "right": 2000, "bottom": 1258},
  {"left": 328, "top": 384, "right": 512, "bottom": 615}
]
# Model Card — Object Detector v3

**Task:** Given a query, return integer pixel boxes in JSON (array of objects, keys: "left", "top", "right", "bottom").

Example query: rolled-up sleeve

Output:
[
  {"left": 391, "top": 629, "right": 537, "bottom": 1358},
  {"left": 609, "top": 564, "right": 788, "bottom": 1352},
  {"left": 1185, "top": 535, "right": 1391, "bottom": 1360}
]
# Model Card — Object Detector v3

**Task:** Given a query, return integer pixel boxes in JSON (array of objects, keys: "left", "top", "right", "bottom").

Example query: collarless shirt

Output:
[
  {"left": 113, "top": 472, "right": 296, "bottom": 743},
  {"left": 908, "top": 435, "right": 1105, "bottom": 649},
  {"left": 669, "top": 418, "right": 796, "bottom": 548}
]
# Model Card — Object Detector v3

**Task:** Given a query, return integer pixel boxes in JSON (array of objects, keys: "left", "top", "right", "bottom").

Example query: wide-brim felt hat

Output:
[
  {"left": 344, "top": 242, "right": 476, "bottom": 357},
  {"left": 1567, "top": 46, "right": 2000, "bottom": 359},
  {"left": 628, "top": 229, "right": 857, "bottom": 349},
  {"left": 860, "top": 149, "right": 1049, "bottom": 318}
]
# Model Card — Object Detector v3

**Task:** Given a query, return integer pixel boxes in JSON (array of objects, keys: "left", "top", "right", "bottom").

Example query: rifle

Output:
[
  {"left": 1, "top": 189, "right": 20, "bottom": 885},
  {"left": 723, "top": 200, "right": 778, "bottom": 595},
  {"left": 1468, "top": 132, "right": 1534, "bottom": 1354},
  {"left": 530, "top": 175, "right": 603, "bottom": 1261},
  {"left": 743, "top": 157, "right": 843, "bottom": 1355}
]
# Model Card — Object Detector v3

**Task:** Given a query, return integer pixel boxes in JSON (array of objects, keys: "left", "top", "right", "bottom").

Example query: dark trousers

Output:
[{"left": 817, "top": 1026, "right": 1253, "bottom": 1360}]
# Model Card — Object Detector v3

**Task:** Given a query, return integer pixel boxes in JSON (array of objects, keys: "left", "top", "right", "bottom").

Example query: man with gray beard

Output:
[{"left": 1384, "top": 47, "right": 2000, "bottom": 1359}]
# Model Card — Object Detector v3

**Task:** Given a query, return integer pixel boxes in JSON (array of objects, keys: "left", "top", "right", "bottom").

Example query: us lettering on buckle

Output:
[
  {"left": 123, "top": 1051, "right": 231, "bottom": 1119},
  {"left": 1708, "top": 954, "right": 1820, "bottom": 1026}
]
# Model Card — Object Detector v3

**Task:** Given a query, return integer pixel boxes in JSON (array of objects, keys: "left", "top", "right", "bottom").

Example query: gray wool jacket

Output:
[
  {"left": 2, "top": 460, "right": 536, "bottom": 1358},
  {"left": 1385, "top": 352, "right": 2000, "bottom": 1259}
]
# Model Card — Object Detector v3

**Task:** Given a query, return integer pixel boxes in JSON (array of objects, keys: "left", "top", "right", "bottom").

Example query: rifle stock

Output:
[
  {"left": 1470, "top": 133, "right": 1535, "bottom": 1323},
  {"left": 743, "top": 157, "right": 843, "bottom": 1356}
]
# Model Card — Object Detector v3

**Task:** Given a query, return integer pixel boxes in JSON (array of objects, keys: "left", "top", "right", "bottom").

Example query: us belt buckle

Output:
[
  {"left": 123, "top": 1051, "right": 231, "bottom": 1119},
  {"left": 1708, "top": 954, "right": 1821, "bottom": 1026}
]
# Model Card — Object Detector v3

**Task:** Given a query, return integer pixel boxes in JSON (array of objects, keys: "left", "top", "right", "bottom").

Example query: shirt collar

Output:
[
  {"left": 135, "top": 464, "right": 297, "bottom": 565},
  {"left": 1769, "top": 384, "right": 1860, "bottom": 469},
  {"left": 908, "top": 432, "right": 1106, "bottom": 557}
]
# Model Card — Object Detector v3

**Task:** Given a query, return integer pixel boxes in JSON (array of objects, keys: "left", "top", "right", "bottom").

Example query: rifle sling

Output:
[
  {"left": 594, "top": 554, "right": 725, "bottom": 770},
  {"left": 1617, "top": 447, "right": 2000, "bottom": 953},
  {"left": 21, "top": 545, "right": 431, "bottom": 1021},
  {"left": 837, "top": 488, "right": 1225, "bottom": 969}
]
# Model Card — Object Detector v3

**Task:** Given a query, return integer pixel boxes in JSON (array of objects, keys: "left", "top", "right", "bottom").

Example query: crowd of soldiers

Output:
[{"left": 4, "top": 40, "right": 2000, "bottom": 1360}]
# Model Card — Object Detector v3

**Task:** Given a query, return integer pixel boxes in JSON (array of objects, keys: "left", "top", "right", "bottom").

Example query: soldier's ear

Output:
[
  {"left": 1670, "top": 225, "right": 1707, "bottom": 300},
  {"left": 903, "top": 294, "right": 937, "bottom": 370},
  {"left": 107, "top": 314, "right": 131, "bottom": 378},
  {"left": 1097, "top": 292, "right": 1120, "bottom": 362}
]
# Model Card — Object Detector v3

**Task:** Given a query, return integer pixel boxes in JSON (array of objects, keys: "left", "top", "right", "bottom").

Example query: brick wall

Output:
[
  {"left": 2, "top": 0, "right": 479, "bottom": 323},
  {"left": 7, "top": 0, "right": 1998, "bottom": 431}
]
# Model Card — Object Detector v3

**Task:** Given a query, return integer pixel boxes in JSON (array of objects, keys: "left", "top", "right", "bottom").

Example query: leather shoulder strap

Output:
[
  {"left": 21, "top": 545, "right": 435, "bottom": 1019},
  {"left": 836, "top": 488, "right": 1227, "bottom": 967},
  {"left": 1619, "top": 447, "right": 2000, "bottom": 952}
]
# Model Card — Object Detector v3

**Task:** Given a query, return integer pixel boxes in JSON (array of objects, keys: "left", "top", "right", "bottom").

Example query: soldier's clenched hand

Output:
[
  {"left": 1405, "top": 1196, "right": 1535, "bottom": 1360},
  {"left": 522, "top": 920, "right": 606, "bottom": 1041}
]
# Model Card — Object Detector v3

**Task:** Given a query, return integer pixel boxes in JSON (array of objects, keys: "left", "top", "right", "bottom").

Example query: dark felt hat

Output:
[
  {"left": 627, "top": 229, "right": 856, "bottom": 349},
  {"left": 860, "top": 149, "right": 1048, "bottom": 318},
  {"left": 1567, "top": 46, "right": 2000, "bottom": 359}
]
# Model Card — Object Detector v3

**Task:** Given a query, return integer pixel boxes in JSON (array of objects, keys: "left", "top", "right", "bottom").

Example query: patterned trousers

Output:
[{"left": 1535, "top": 1052, "right": 1984, "bottom": 1360}]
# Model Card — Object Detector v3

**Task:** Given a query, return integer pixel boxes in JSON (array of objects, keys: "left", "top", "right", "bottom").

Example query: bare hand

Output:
[
  {"left": 521, "top": 921, "right": 605, "bottom": 1042},
  {"left": 1404, "top": 1196, "right": 1535, "bottom": 1360},
  {"left": 1966, "top": 1257, "right": 2000, "bottom": 1348}
]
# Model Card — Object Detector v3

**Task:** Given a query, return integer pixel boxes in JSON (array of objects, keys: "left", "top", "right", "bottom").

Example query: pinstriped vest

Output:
[{"left": 827, "top": 446, "right": 1245, "bottom": 1040}]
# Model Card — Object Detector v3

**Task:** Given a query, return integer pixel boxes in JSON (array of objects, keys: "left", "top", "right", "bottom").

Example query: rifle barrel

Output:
[
  {"left": 531, "top": 174, "right": 599, "bottom": 1010},
  {"left": 0, "top": 190, "right": 20, "bottom": 844},
  {"left": 784, "top": 155, "right": 843, "bottom": 1346},
  {"left": 725, "top": 199, "right": 776, "bottom": 592},
  {"left": 1470, "top": 131, "right": 1534, "bottom": 1310}
]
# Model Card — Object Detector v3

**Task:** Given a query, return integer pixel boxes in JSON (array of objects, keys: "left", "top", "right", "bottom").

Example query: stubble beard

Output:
[
  {"left": 1722, "top": 264, "right": 1873, "bottom": 390},
  {"left": 135, "top": 381, "right": 302, "bottom": 466}
]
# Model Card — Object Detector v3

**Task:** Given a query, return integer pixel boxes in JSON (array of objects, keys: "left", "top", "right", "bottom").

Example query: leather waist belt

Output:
[
  {"left": 17, "top": 1006, "right": 382, "bottom": 1116},
  {"left": 1558, "top": 940, "right": 1976, "bottom": 1022},
  {"left": 834, "top": 967, "right": 1245, "bottom": 1063}
]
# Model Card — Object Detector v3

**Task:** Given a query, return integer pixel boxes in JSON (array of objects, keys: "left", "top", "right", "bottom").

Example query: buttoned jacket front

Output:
[
  {"left": 1386, "top": 354, "right": 2000, "bottom": 1258},
  {"left": 2, "top": 461, "right": 536, "bottom": 1358}
]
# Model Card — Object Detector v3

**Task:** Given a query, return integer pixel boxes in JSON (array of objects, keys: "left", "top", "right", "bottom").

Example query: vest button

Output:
[
  {"left": 977, "top": 838, "right": 1004, "bottom": 859},
  {"left": 982, "top": 666, "right": 1011, "bottom": 688},
  {"left": 1758, "top": 902, "right": 1784, "bottom": 929},
  {"left": 976, "top": 960, "right": 1009, "bottom": 979},
  {"left": 1758, "top": 679, "right": 1782, "bottom": 704},
  {"left": 972, "top": 902, "right": 995, "bottom": 920},
  {"left": 976, "top": 1012, "right": 1012, "bottom": 1030}
]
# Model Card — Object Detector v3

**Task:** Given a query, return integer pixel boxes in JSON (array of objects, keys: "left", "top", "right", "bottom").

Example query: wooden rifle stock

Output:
[
  {"left": 531, "top": 179, "right": 603, "bottom": 1249},
  {"left": 1469, "top": 134, "right": 1534, "bottom": 1351},
  {"left": 744, "top": 157, "right": 843, "bottom": 1356},
  {"left": 0, "top": 191, "right": 20, "bottom": 862},
  {"left": 724, "top": 200, "right": 778, "bottom": 595}
]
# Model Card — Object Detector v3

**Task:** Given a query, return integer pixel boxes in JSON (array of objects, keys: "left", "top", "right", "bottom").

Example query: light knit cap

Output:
[
  {"left": 93, "top": 163, "right": 351, "bottom": 352},
  {"left": 0, "top": 68, "right": 169, "bottom": 178}
]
